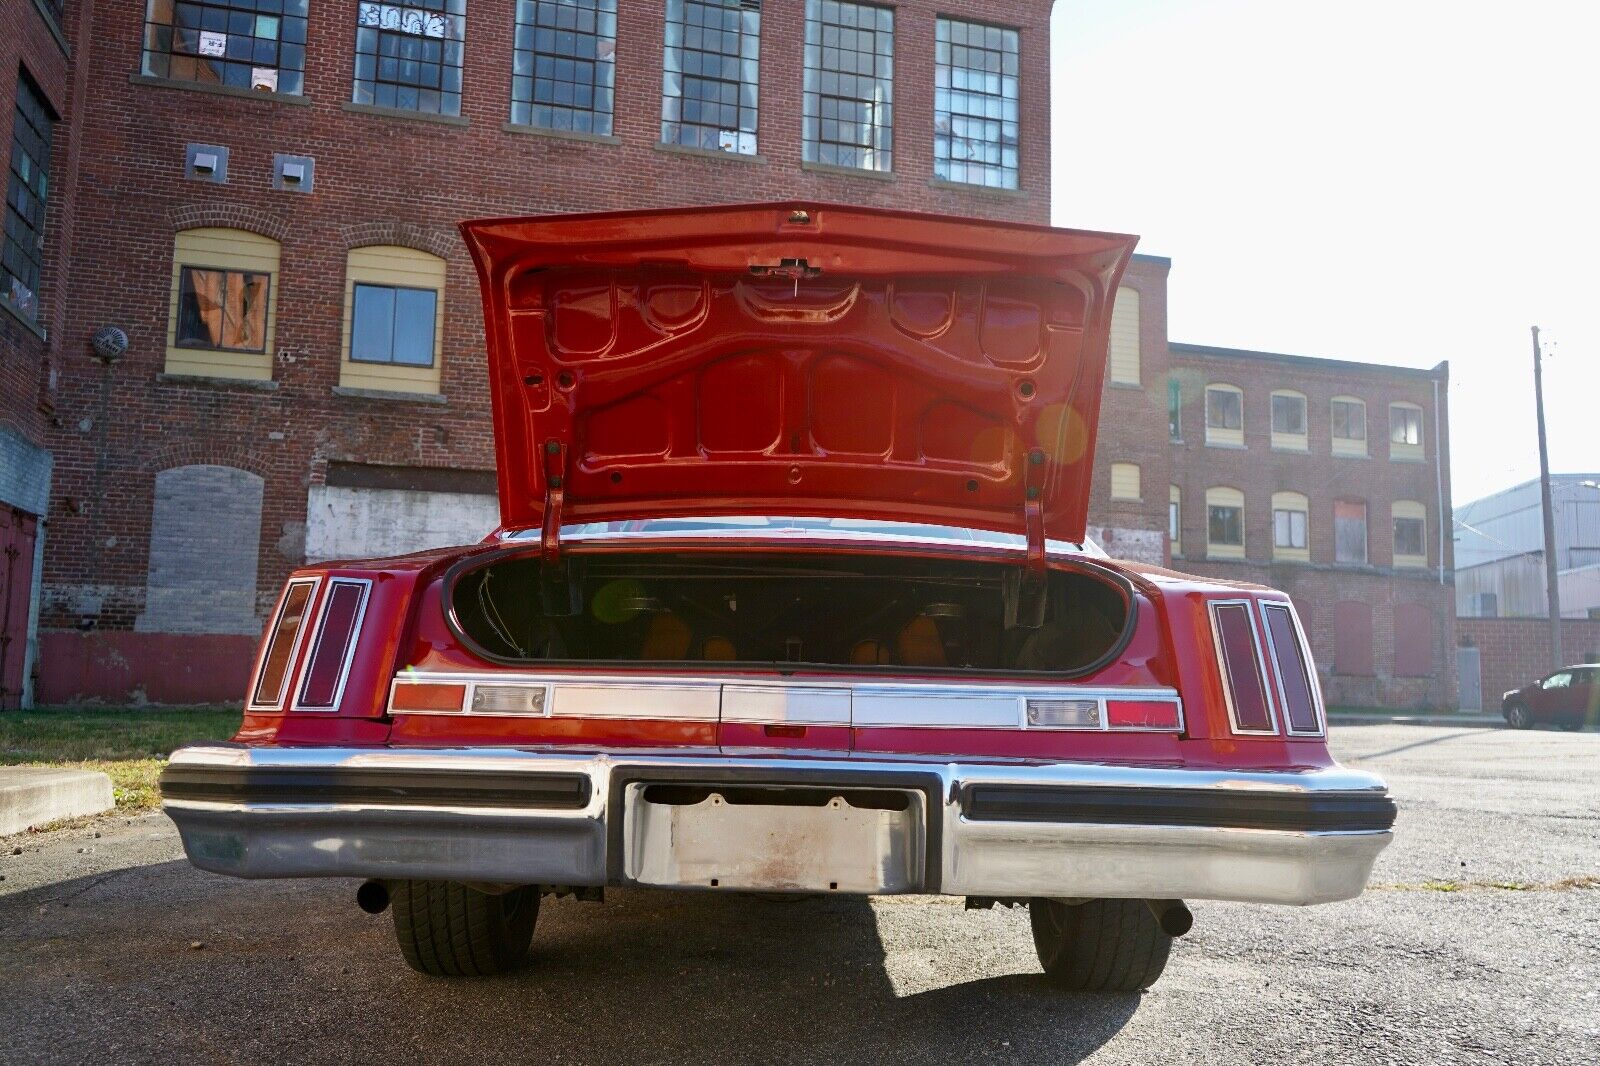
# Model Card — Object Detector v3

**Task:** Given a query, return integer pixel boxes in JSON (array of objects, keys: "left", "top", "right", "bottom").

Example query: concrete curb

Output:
[{"left": 0, "top": 767, "right": 116, "bottom": 836}]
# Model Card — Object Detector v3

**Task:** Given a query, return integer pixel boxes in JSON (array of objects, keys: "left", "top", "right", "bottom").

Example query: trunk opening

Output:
[{"left": 446, "top": 550, "right": 1133, "bottom": 678}]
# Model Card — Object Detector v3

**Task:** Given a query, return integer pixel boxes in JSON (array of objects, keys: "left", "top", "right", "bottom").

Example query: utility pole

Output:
[{"left": 1532, "top": 326, "right": 1563, "bottom": 670}]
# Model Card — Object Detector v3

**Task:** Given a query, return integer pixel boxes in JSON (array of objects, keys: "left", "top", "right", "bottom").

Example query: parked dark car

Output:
[{"left": 1502, "top": 665, "right": 1597, "bottom": 730}]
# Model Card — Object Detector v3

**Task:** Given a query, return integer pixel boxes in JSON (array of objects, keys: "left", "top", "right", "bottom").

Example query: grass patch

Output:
[{"left": 0, "top": 707, "right": 240, "bottom": 813}]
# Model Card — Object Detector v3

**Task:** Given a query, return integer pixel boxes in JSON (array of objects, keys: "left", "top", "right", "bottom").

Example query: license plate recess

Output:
[{"left": 622, "top": 783, "right": 925, "bottom": 893}]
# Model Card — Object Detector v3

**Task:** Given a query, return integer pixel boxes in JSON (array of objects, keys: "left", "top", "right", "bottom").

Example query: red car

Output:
[
  {"left": 1501, "top": 665, "right": 1596, "bottom": 730},
  {"left": 161, "top": 204, "right": 1394, "bottom": 991}
]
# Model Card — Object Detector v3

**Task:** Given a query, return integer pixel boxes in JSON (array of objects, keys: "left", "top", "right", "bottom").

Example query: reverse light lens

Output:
[
  {"left": 1262, "top": 603, "right": 1321, "bottom": 734},
  {"left": 1106, "top": 699, "right": 1182, "bottom": 730},
  {"left": 252, "top": 579, "right": 318, "bottom": 708},
  {"left": 1212, "top": 602, "right": 1275, "bottom": 733},
  {"left": 389, "top": 682, "right": 468, "bottom": 713},
  {"left": 1026, "top": 698, "right": 1103, "bottom": 729},
  {"left": 470, "top": 684, "right": 548, "bottom": 715}
]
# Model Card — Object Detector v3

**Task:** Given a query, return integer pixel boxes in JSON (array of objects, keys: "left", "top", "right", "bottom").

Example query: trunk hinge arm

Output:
[
  {"left": 1008, "top": 448, "right": 1050, "bottom": 629},
  {"left": 540, "top": 439, "right": 567, "bottom": 564},
  {"left": 538, "top": 439, "right": 582, "bottom": 616}
]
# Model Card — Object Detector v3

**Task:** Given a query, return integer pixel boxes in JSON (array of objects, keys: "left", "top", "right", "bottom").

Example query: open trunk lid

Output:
[{"left": 460, "top": 202, "right": 1137, "bottom": 549}]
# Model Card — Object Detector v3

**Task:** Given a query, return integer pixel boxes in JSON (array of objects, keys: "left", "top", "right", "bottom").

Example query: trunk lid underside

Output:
[{"left": 460, "top": 202, "right": 1138, "bottom": 548}]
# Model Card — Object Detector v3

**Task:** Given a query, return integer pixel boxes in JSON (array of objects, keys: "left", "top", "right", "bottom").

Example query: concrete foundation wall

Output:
[{"left": 304, "top": 486, "right": 500, "bottom": 562}]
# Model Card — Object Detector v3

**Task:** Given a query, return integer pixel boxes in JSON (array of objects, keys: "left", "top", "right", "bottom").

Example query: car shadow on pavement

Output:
[
  {"left": 1361, "top": 728, "right": 1484, "bottom": 761},
  {"left": 0, "top": 863, "right": 1142, "bottom": 1065}
]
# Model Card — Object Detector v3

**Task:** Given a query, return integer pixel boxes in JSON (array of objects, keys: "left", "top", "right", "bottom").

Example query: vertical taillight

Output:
[
  {"left": 294, "top": 578, "right": 372, "bottom": 711},
  {"left": 1261, "top": 601, "right": 1323, "bottom": 735},
  {"left": 249, "top": 577, "right": 320, "bottom": 711},
  {"left": 1209, "top": 600, "right": 1276, "bottom": 734}
]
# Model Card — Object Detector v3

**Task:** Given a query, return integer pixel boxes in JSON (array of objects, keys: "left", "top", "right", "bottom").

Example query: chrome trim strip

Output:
[
  {"left": 1258, "top": 600, "right": 1326, "bottom": 737},
  {"left": 1208, "top": 598, "right": 1281, "bottom": 736},
  {"left": 291, "top": 577, "right": 372, "bottom": 714},
  {"left": 721, "top": 685, "right": 851, "bottom": 727},
  {"left": 246, "top": 576, "right": 323, "bottom": 713},
  {"left": 384, "top": 671, "right": 1186, "bottom": 732}
]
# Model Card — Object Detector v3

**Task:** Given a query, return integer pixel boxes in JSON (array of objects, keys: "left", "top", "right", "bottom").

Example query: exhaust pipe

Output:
[
  {"left": 357, "top": 880, "right": 391, "bottom": 915},
  {"left": 1145, "top": 898, "right": 1193, "bottom": 937}
]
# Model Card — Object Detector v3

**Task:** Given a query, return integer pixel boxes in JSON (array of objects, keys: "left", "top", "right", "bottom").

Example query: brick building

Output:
[
  {"left": 5, "top": 1, "right": 1458, "bottom": 709},
  {"left": 0, "top": 0, "right": 76, "bottom": 709},
  {"left": 20, "top": 0, "right": 1057, "bottom": 703},
  {"left": 1155, "top": 345, "right": 1456, "bottom": 709}
]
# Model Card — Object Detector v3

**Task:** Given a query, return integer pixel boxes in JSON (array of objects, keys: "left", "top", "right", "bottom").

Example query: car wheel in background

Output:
[
  {"left": 391, "top": 880, "right": 538, "bottom": 977},
  {"left": 1557, "top": 720, "right": 1583, "bottom": 732},
  {"left": 1028, "top": 897, "right": 1172, "bottom": 992},
  {"left": 1504, "top": 703, "right": 1533, "bottom": 729}
]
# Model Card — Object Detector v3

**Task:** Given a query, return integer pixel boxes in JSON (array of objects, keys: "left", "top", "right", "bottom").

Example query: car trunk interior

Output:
[{"left": 448, "top": 550, "right": 1131, "bottom": 676}]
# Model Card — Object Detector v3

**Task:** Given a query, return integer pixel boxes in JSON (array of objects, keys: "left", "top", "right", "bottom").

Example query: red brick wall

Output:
[
  {"left": 1457, "top": 618, "right": 1600, "bottom": 710},
  {"left": 1086, "top": 255, "right": 1172, "bottom": 555},
  {"left": 41, "top": 0, "right": 1059, "bottom": 638}
]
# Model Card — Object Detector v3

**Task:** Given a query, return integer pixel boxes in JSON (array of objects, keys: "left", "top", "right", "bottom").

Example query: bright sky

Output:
[{"left": 1050, "top": 0, "right": 1599, "bottom": 506}]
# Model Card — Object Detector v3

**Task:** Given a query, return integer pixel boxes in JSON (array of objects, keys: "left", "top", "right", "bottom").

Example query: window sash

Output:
[
  {"left": 802, "top": 0, "right": 895, "bottom": 172},
  {"left": 1332, "top": 400, "right": 1366, "bottom": 440},
  {"left": 1394, "top": 516, "right": 1425, "bottom": 557},
  {"left": 1208, "top": 505, "right": 1243, "bottom": 546},
  {"left": 1271, "top": 394, "right": 1306, "bottom": 435},
  {"left": 353, "top": 1, "right": 468, "bottom": 116},
  {"left": 1167, "top": 378, "right": 1181, "bottom": 440},
  {"left": 1390, "top": 406, "right": 1422, "bottom": 445},
  {"left": 3, "top": 71, "right": 53, "bottom": 319},
  {"left": 1168, "top": 500, "right": 1180, "bottom": 543},
  {"left": 661, "top": 0, "right": 761, "bottom": 154},
  {"left": 176, "top": 266, "right": 271, "bottom": 353},
  {"left": 933, "top": 17, "right": 1020, "bottom": 190},
  {"left": 1334, "top": 501, "right": 1368, "bottom": 563},
  {"left": 142, "top": 0, "right": 310, "bottom": 95},
  {"left": 1273, "top": 508, "right": 1307, "bottom": 549},
  {"left": 351, "top": 283, "right": 438, "bottom": 366},
  {"left": 512, "top": 0, "right": 618, "bottom": 135},
  {"left": 1206, "top": 389, "right": 1242, "bottom": 430}
]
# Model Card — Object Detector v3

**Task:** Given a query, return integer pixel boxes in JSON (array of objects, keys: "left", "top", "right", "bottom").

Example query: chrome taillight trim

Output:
[
  {"left": 291, "top": 577, "right": 373, "bottom": 714},
  {"left": 1208, "top": 598, "right": 1281, "bottom": 736},
  {"left": 1258, "top": 599, "right": 1326, "bottom": 736},
  {"left": 246, "top": 576, "right": 323, "bottom": 713},
  {"left": 382, "top": 671, "right": 1185, "bottom": 732}
]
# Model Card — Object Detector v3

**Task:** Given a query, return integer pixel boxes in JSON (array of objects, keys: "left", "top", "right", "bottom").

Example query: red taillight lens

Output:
[
  {"left": 1262, "top": 602, "right": 1322, "bottom": 734},
  {"left": 1211, "top": 601, "right": 1275, "bottom": 733},
  {"left": 250, "top": 578, "right": 319, "bottom": 709},
  {"left": 295, "top": 579, "right": 370, "bottom": 711},
  {"left": 389, "top": 681, "right": 467, "bottom": 713},
  {"left": 1106, "top": 699, "right": 1182, "bottom": 730}
]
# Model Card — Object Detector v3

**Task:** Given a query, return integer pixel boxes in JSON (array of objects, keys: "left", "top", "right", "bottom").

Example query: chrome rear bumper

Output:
[{"left": 161, "top": 745, "right": 1395, "bottom": 906}]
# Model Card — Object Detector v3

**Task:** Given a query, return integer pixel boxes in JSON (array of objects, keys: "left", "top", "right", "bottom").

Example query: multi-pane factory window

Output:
[
  {"left": 662, "top": 0, "right": 761, "bottom": 154},
  {"left": 353, "top": 1, "right": 467, "bottom": 116},
  {"left": 141, "top": 0, "right": 309, "bottom": 95},
  {"left": 3, "top": 71, "right": 53, "bottom": 322},
  {"left": 933, "top": 18, "right": 1019, "bottom": 189},
  {"left": 803, "top": 0, "right": 894, "bottom": 172},
  {"left": 513, "top": 0, "right": 617, "bottom": 136}
]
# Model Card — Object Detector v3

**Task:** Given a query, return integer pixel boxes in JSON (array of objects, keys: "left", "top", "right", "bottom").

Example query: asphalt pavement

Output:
[{"left": 3, "top": 722, "right": 1597, "bottom": 1065}]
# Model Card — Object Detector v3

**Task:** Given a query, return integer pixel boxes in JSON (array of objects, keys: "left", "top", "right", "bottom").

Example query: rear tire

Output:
[
  {"left": 1029, "top": 898, "right": 1172, "bottom": 992},
  {"left": 1504, "top": 703, "right": 1533, "bottom": 729},
  {"left": 1557, "top": 720, "right": 1583, "bottom": 732},
  {"left": 391, "top": 880, "right": 538, "bottom": 977}
]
